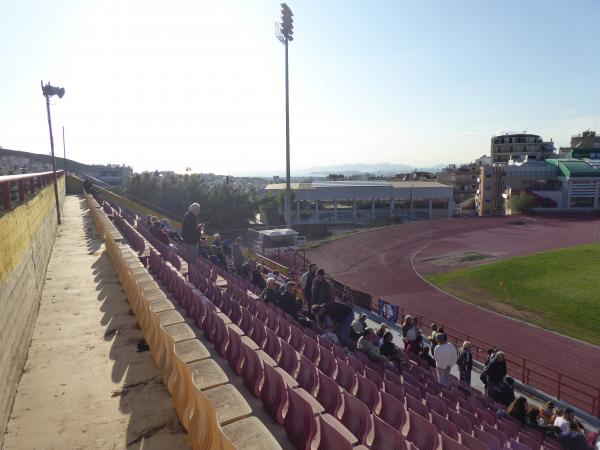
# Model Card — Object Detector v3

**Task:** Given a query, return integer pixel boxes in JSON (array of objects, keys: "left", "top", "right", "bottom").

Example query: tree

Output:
[{"left": 507, "top": 192, "right": 536, "bottom": 214}]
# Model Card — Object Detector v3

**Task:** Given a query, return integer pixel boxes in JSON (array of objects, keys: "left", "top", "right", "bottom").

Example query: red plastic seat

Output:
[
  {"left": 370, "top": 413, "right": 408, "bottom": 450},
  {"left": 511, "top": 439, "right": 533, "bottom": 450},
  {"left": 364, "top": 365, "right": 384, "bottom": 389},
  {"left": 517, "top": 432, "right": 540, "bottom": 450},
  {"left": 297, "top": 355, "right": 319, "bottom": 395},
  {"left": 302, "top": 335, "right": 320, "bottom": 364},
  {"left": 384, "top": 380, "right": 405, "bottom": 401},
  {"left": 276, "top": 318, "right": 291, "bottom": 342},
  {"left": 426, "top": 392, "right": 448, "bottom": 417},
  {"left": 461, "top": 431, "right": 489, "bottom": 450},
  {"left": 340, "top": 391, "right": 372, "bottom": 444},
  {"left": 255, "top": 301, "right": 268, "bottom": 322},
  {"left": 317, "top": 414, "right": 358, "bottom": 450},
  {"left": 477, "top": 407, "right": 497, "bottom": 426},
  {"left": 263, "top": 327, "right": 282, "bottom": 361},
  {"left": 459, "top": 406, "right": 480, "bottom": 428},
  {"left": 241, "top": 343, "right": 265, "bottom": 397},
  {"left": 226, "top": 327, "right": 245, "bottom": 375},
  {"left": 211, "top": 313, "right": 229, "bottom": 356},
  {"left": 377, "top": 390, "right": 407, "bottom": 430},
  {"left": 289, "top": 325, "right": 305, "bottom": 352},
  {"left": 239, "top": 306, "right": 253, "bottom": 334},
  {"left": 284, "top": 386, "right": 320, "bottom": 449},
  {"left": 318, "top": 345, "right": 338, "bottom": 378},
  {"left": 448, "top": 409, "right": 473, "bottom": 434},
  {"left": 279, "top": 339, "right": 299, "bottom": 376},
  {"left": 260, "top": 364, "right": 288, "bottom": 424},
  {"left": 335, "top": 358, "right": 357, "bottom": 394},
  {"left": 332, "top": 344, "right": 348, "bottom": 362},
  {"left": 406, "top": 394, "right": 430, "bottom": 420},
  {"left": 474, "top": 426, "right": 503, "bottom": 450},
  {"left": 348, "top": 355, "right": 365, "bottom": 376},
  {"left": 249, "top": 316, "right": 266, "bottom": 347},
  {"left": 266, "top": 308, "right": 279, "bottom": 332},
  {"left": 403, "top": 371, "right": 421, "bottom": 386},
  {"left": 404, "top": 382, "right": 423, "bottom": 401},
  {"left": 355, "top": 374, "right": 380, "bottom": 413},
  {"left": 441, "top": 432, "right": 469, "bottom": 450},
  {"left": 457, "top": 397, "right": 476, "bottom": 414},
  {"left": 497, "top": 418, "right": 519, "bottom": 439},
  {"left": 318, "top": 335, "right": 334, "bottom": 351},
  {"left": 385, "top": 370, "right": 403, "bottom": 387},
  {"left": 406, "top": 410, "right": 439, "bottom": 450},
  {"left": 431, "top": 410, "right": 459, "bottom": 441},
  {"left": 482, "top": 421, "right": 508, "bottom": 446},
  {"left": 316, "top": 371, "right": 343, "bottom": 416}
]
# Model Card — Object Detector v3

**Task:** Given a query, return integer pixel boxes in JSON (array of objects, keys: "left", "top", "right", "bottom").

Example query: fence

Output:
[{"left": 1, "top": 171, "right": 64, "bottom": 211}]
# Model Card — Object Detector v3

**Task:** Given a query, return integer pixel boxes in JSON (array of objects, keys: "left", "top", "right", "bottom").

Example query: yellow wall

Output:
[{"left": 0, "top": 177, "right": 65, "bottom": 284}]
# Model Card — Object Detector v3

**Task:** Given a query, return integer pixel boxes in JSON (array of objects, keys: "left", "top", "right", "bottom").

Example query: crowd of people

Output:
[{"left": 177, "top": 202, "right": 597, "bottom": 449}]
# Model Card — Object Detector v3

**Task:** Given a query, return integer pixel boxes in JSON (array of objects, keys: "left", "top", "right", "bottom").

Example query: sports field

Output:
[{"left": 426, "top": 243, "right": 600, "bottom": 345}]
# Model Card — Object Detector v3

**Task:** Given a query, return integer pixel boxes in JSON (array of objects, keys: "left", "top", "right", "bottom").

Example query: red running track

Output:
[{"left": 307, "top": 215, "right": 600, "bottom": 416}]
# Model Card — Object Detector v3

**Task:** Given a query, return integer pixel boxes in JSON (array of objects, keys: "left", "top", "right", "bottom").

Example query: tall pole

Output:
[
  {"left": 62, "top": 126, "right": 67, "bottom": 173},
  {"left": 45, "top": 93, "right": 62, "bottom": 225},
  {"left": 285, "top": 39, "right": 291, "bottom": 227}
]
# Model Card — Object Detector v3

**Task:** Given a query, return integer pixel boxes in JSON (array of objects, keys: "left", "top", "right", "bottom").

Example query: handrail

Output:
[{"left": 1, "top": 170, "right": 64, "bottom": 210}]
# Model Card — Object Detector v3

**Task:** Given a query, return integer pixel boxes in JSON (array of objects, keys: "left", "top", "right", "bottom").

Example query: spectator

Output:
[
  {"left": 212, "top": 233, "right": 222, "bottom": 248},
  {"left": 182, "top": 203, "right": 203, "bottom": 265},
  {"left": 507, "top": 396, "right": 528, "bottom": 427},
  {"left": 357, "top": 328, "right": 388, "bottom": 364},
  {"left": 278, "top": 281, "right": 301, "bottom": 318},
  {"left": 146, "top": 214, "right": 154, "bottom": 227},
  {"left": 198, "top": 237, "right": 209, "bottom": 258},
  {"left": 554, "top": 408, "right": 582, "bottom": 434},
  {"left": 419, "top": 347, "right": 436, "bottom": 368},
  {"left": 161, "top": 218, "right": 182, "bottom": 243},
  {"left": 350, "top": 313, "right": 367, "bottom": 342},
  {"left": 232, "top": 237, "right": 244, "bottom": 274},
  {"left": 339, "top": 286, "right": 354, "bottom": 305},
  {"left": 457, "top": 341, "right": 473, "bottom": 385},
  {"left": 376, "top": 323, "right": 389, "bottom": 346},
  {"left": 380, "top": 331, "right": 405, "bottom": 367},
  {"left": 538, "top": 401, "right": 555, "bottom": 426},
  {"left": 151, "top": 220, "right": 170, "bottom": 245},
  {"left": 311, "top": 301, "right": 354, "bottom": 346},
  {"left": 300, "top": 264, "right": 318, "bottom": 307},
  {"left": 485, "top": 348, "right": 498, "bottom": 366},
  {"left": 322, "top": 331, "right": 341, "bottom": 346},
  {"left": 489, "top": 377, "right": 515, "bottom": 407},
  {"left": 481, "top": 351, "right": 507, "bottom": 394},
  {"left": 557, "top": 421, "right": 588, "bottom": 450},
  {"left": 433, "top": 333, "right": 457, "bottom": 387},
  {"left": 261, "top": 278, "right": 279, "bottom": 305},
  {"left": 251, "top": 263, "right": 266, "bottom": 290},
  {"left": 401, "top": 315, "right": 414, "bottom": 345},
  {"left": 403, "top": 316, "right": 420, "bottom": 354},
  {"left": 311, "top": 268, "right": 334, "bottom": 304},
  {"left": 526, "top": 407, "right": 561, "bottom": 437},
  {"left": 428, "top": 323, "right": 439, "bottom": 353}
]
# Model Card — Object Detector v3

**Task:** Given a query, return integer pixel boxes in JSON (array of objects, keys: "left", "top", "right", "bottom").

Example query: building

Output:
[
  {"left": 570, "top": 130, "right": 600, "bottom": 149},
  {"left": 437, "top": 156, "right": 491, "bottom": 203},
  {"left": 476, "top": 158, "right": 600, "bottom": 215},
  {"left": 264, "top": 180, "right": 454, "bottom": 224},
  {"left": 491, "top": 133, "right": 555, "bottom": 164},
  {"left": 559, "top": 130, "right": 600, "bottom": 158},
  {"left": 85, "top": 164, "right": 133, "bottom": 186}
]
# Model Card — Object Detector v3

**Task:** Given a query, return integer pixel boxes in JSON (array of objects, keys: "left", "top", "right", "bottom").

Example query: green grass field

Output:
[{"left": 426, "top": 243, "right": 600, "bottom": 345}]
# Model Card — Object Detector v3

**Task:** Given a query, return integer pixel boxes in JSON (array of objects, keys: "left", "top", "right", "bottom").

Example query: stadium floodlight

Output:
[
  {"left": 41, "top": 81, "right": 65, "bottom": 225},
  {"left": 275, "top": 3, "right": 294, "bottom": 226}
]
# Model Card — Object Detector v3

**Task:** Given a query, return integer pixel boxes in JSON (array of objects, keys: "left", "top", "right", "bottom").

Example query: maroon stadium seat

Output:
[
  {"left": 370, "top": 414, "right": 408, "bottom": 450},
  {"left": 316, "top": 370, "right": 343, "bottom": 416},
  {"left": 279, "top": 339, "right": 299, "bottom": 376},
  {"left": 474, "top": 426, "right": 503, "bottom": 450},
  {"left": 296, "top": 355, "right": 319, "bottom": 395},
  {"left": 431, "top": 410, "right": 459, "bottom": 441},
  {"left": 317, "top": 414, "right": 358, "bottom": 450},
  {"left": 377, "top": 390, "right": 407, "bottom": 430},
  {"left": 441, "top": 432, "right": 469, "bottom": 450},
  {"left": 284, "top": 386, "right": 319, "bottom": 450},
  {"left": 482, "top": 421, "right": 509, "bottom": 446},
  {"left": 335, "top": 358, "right": 357, "bottom": 394},
  {"left": 355, "top": 374, "right": 380, "bottom": 413},
  {"left": 263, "top": 327, "right": 282, "bottom": 361},
  {"left": 317, "top": 345, "right": 338, "bottom": 378},
  {"left": 426, "top": 392, "right": 449, "bottom": 417},
  {"left": 340, "top": 390, "right": 372, "bottom": 444},
  {"left": 384, "top": 379, "right": 405, "bottom": 401},
  {"left": 406, "top": 394, "right": 430, "bottom": 420},
  {"left": 302, "top": 335, "right": 320, "bottom": 364},
  {"left": 260, "top": 363, "right": 288, "bottom": 424},
  {"left": 406, "top": 410, "right": 439, "bottom": 450},
  {"left": 448, "top": 409, "right": 473, "bottom": 434}
]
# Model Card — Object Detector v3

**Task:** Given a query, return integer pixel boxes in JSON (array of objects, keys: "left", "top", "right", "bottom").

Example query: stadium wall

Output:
[{"left": 0, "top": 176, "right": 65, "bottom": 444}]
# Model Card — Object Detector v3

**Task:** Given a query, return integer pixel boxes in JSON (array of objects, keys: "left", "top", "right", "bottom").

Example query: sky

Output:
[{"left": 1, "top": 0, "right": 599, "bottom": 176}]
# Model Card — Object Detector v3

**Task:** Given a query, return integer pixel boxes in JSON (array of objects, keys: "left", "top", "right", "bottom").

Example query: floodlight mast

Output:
[
  {"left": 41, "top": 81, "right": 65, "bottom": 225},
  {"left": 276, "top": 3, "right": 294, "bottom": 226}
]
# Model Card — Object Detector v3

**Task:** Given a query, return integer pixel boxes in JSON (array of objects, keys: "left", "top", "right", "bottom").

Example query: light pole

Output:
[
  {"left": 41, "top": 81, "right": 65, "bottom": 225},
  {"left": 276, "top": 3, "right": 294, "bottom": 227}
]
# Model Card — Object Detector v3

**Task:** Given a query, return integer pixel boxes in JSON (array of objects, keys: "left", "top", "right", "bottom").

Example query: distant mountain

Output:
[{"left": 301, "top": 162, "right": 447, "bottom": 176}]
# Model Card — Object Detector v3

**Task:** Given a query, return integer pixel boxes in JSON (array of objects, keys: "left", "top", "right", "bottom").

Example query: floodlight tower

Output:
[
  {"left": 41, "top": 81, "right": 65, "bottom": 225},
  {"left": 276, "top": 3, "right": 294, "bottom": 226}
]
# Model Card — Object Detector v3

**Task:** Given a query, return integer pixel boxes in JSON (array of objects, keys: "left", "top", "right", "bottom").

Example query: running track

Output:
[{"left": 307, "top": 215, "right": 600, "bottom": 415}]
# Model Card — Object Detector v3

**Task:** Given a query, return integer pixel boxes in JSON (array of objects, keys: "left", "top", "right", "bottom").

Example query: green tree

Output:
[{"left": 507, "top": 192, "right": 536, "bottom": 213}]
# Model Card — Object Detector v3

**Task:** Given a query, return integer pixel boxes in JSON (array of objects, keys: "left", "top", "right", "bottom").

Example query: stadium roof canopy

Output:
[{"left": 546, "top": 159, "right": 600, "bottom": 178}]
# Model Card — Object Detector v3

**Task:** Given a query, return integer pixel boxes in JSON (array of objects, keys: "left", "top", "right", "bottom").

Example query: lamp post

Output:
[
  {"left": 276, "top": 3, "right": 294, "bottom": 227},
  {"left": 41, "top": 81, "right": 65, "bottom": 225}
]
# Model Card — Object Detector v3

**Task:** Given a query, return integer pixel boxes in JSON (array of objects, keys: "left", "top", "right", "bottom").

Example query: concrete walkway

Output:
[{"left": 4, "top": 196, "right": 188, "bottom": 450}]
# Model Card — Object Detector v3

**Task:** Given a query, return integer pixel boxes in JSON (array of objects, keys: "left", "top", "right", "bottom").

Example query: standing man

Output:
[
  {"left": 232, "top": 237, "right": 245, "bottom": 274},
  {"left": 311, "top": 268, "right": 334, "bottom": 305},
  {"left": 182, "top": 203, "right": 203, "bottom": 265},
  {"left": 311, "top": 300, "right": 354, "bottom": 346},
  {"left": 300, "top": 263, "right": 317, "bottom": 308},
  {"left": 433, "top": 333, "right": 457, "bottom": 387},
  {"left": 457, "top": 341, "right": 473, "bottom": 385}
]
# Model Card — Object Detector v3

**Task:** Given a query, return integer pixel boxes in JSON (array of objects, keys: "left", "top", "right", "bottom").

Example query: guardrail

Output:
[
  {"left": 329, "top": 278, "right": 600, "bottom": 417},
  {"left": 0, "top": 171, "right": 64, "bottom": 210}
]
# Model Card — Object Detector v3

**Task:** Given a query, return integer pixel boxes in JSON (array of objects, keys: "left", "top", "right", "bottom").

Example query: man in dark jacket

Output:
[
  {"left": 232, "top": 237, "right": 244, "bottom": 274},
  {"left": 481, "top": 351, "right": 507, "bottom": 394},
  {"left": 182, "top": 203, "right": 203, "bottom": 265},
  {"left": 312, "top": 300, "right": 354, "bottom": 346},
  {"left": 261, "top": 278, "right": 279, "bottom": 305},
  {"left": 311, "top": 268, "right": 334, "bottom": 305},
  {"left": 300, "top": 264, "right": 317, "bottom": 307},
  {"left": 278, "top": 281, "right": 301, "bottom": 318},
  {"left": 457, "top": 341, "right": 473, "bottom": 385}
]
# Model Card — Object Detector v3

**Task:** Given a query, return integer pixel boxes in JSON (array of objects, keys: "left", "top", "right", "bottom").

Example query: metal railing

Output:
[{"left": 0, "top": 170, "right": 64, "bottom": 210}]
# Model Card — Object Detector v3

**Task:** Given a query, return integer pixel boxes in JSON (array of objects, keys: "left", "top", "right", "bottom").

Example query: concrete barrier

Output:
[{"left": 0, "top": 176, "right": 65, "bottom": 444}]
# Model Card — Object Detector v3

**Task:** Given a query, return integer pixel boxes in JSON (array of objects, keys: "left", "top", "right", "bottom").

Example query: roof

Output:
[
  {"left": 258, "top": 228, "right": 298, "bottom": 237},
  {"left": 546, "top": 159, "right": 600, "bottom": 178},
  {"left": 265, "top": 180, "right": 449, "bottom": 190}
]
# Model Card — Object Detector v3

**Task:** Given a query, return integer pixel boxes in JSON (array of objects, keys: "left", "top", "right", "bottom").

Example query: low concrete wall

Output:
[{"left": 0, "top": 176, "right": 65, "bottom": 444}]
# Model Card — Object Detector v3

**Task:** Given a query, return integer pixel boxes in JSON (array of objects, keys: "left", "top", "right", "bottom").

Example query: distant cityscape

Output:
[{"left": 2, "top": 129, "right": 600, "bottom": 220}]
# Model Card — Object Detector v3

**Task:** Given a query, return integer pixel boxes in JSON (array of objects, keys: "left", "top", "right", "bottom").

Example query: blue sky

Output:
[{"left": 1, "top": 0, "right": 599, "bottom": 175}]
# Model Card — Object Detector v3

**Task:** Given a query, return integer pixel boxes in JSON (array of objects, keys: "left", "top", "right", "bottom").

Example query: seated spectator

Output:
[
  {"left": 350, "top": 313, "right": 367, "bottom": 342},
  {"left": 507, "top": 396, "right": 529, "bottom": 427},
  {"left": 380, "top": 331, "right": 405, "bottom": 367},
  {"left": 312, "top": 301, "right": 354, "bottom": 346},
  {"left": 526, "top": 407, "right": 561, "bottom": 437},
  {"left": 251, "top": 263, "right": 266, "bottom": 289},
  {"left": 151, "top": 220, "right": 170, "bottom": 245},
  {"left": 311, "top": 268, "right": 334, "bottom": 304},
  {"left": 197, "top": 237, "right": 209, "bottom": 258},
  {"left": 376, "top": 323, "right": 389, "bottom": 346},
  {"left": 261, "top": 278, "right": 279, "bottom": 304},
  {"left": 557, "top": 421, "right": 588, "bottom": 450},
  {"left": 161, "top": 218, "right": 183, "bottom": 243},
  {"left": 322, "top": 331, "right": 341, "bottom": 346},
  {"left": 554, "top": 408, "right": 583, "bottom": 434},
  {"left": 433, "top": 333, "right": 457, "bottom": 387},
  {"left": 338, "top": 286, "right": 354, "bottom": 305},
  {"left": 278, "top": 281, "right": 301, "bottom": 318},
  {"left": 357, "top": 328, "right": 388, "bottom": 364},
  {"left": 212, "top": 233, "right": 222, "bottom": 248},
  {"left": 538, "top": 401, "right": 555, "bottom": 426},
  {"left": 419, "top": 346, "right": 436, "bottom": 368},
  {"left": 488, "top": 377, "right": 515, "bottom": 407}
]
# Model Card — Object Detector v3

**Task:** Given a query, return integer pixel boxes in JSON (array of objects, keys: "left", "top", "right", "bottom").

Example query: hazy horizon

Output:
[{"left": 1, "top": 0, "right": 599, "bottom": 175}]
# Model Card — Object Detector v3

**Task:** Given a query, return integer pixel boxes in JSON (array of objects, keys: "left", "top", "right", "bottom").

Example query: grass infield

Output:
[{"left": 426, "top": 243, "right": 600, "bottom": 345}]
